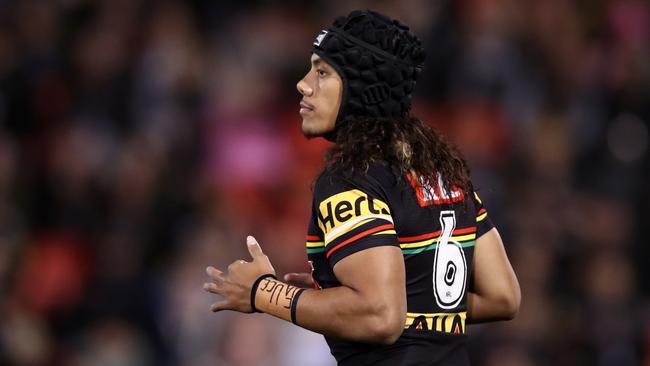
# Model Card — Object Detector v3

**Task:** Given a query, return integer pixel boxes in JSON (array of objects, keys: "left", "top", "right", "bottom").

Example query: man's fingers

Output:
[
  {"left": 211, "top": 300, "right": 230, "bottom": 312},
  {"left": 203, "top": 282, "right": 221, "bottom": 294},
  {"left": 284, "top": 272, "right": 310, "bottom": 282},
  {"left": 246, "top": 235, "right": 264, "bottom": 259},
  {"left": 206, "top": 266, "right": 225, "bottom": 281},
  {"left": 284, "top": 272, "right": 313, "bottom": 287}
]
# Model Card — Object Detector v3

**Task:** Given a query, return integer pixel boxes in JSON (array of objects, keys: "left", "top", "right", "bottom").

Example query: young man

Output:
[{"left": 204, "top": 10, "right": 520, "bottom": 365}]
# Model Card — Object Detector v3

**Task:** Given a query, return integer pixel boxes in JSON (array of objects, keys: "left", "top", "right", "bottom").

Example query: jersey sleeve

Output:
[
  {"left": 306, "top": 200, "right": 326, "bottom": 256},
  {"left": 472, "top": 191, "right": 495, "bottom": 237},
  {"left": 313, "top": 172, "right": 399, "bottom": 267}
]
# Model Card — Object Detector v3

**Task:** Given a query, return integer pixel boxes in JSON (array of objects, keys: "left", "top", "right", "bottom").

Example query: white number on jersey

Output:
[{"left": 433, "top": 210, "right": 467, "bottom": 309}]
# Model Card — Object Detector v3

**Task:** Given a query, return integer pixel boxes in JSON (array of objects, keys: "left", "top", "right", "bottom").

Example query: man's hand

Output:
[
  {"left": 203, "top": 236, "right": 276, "bottom": 313},
  {"left": 283, "top": 273, "right": 313, "bottom": 288}
]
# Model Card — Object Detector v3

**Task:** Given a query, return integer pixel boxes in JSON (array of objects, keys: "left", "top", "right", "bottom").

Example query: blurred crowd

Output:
[{"left": 0, "top": 0, "right": 648, "bottom": 365}]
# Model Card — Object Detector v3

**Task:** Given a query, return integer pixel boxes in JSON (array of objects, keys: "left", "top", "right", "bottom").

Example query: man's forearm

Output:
[
  {"left": 252, "top": 274, "right": 303, "bottom": 322},
  {"left": 466, "top": 292, "right": 519, "bottom": 324},
  {"left": 254, "top": 276, "right": 400, "bottom": 344}
]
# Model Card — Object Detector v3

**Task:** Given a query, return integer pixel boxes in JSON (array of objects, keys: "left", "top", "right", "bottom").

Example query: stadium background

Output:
[{"left": 0, "top": 0, "right": 648, "bottom": 365}]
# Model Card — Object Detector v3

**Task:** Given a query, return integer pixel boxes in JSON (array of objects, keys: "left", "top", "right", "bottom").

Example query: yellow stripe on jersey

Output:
[
  {"left": 325, "top": 217, "right": 379, "bottom": 245},
  {"left": 371, "top": 229, "right": 397, "bottom": 236},
  {"left": 306, "top": 241, "right": 325, "bottom": 248},
  {"left": 399, "top": 238, "right": 436, "bottom": 249},
  {"left": 476, "top": 212, "right": 488, "bottom": 222},
  {"left": 405, "top": 311, "right": 466, "bottom": 334},
  {"left": 399, "top": 233, "right": 477, "bottom": 249}
]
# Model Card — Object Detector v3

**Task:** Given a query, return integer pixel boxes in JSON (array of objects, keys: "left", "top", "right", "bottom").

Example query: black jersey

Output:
[{"left": 305, "top": 162, "right": 494, "bottom": 366}]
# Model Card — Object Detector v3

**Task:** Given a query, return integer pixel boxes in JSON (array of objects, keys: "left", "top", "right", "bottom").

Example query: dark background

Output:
[{"left": 0, "top": 0, "right": 648, "bottom": 365}]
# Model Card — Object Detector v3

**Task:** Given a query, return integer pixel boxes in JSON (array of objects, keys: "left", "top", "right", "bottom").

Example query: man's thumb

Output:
[{"left": 246, "top": 235, "right": 264, "bottom": 259}]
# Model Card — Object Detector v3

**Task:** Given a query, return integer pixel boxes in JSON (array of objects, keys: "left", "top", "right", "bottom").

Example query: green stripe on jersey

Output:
[
  {"left": 307, "top": 247, "right": 325, "bottom": 254},
  {"left": 402, "top": 240, "right": 475, "bottom": 255}
]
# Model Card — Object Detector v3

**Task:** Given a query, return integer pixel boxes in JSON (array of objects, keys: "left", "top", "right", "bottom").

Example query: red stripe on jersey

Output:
[
  {"left": 306, "top": 235, "right": 322, "bottom": 241},
  {"left": 452, "top": 227, "right": 477, "bottom": 235},
  {"left": 398, "top": 227, "right": 476, "bottom": 243},
  {"left": 477, "top": 208, "right": 486, "bottom": 215},
  {"left": 326, "top": 224, "right": 395, "bottom": 258},
  {"left": 398, "top": 230, "right": 441, "bottom": 243}
]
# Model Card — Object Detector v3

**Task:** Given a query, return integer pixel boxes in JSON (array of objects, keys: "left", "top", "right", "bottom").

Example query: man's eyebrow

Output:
[{"left": 311, "top": 58, "right": 324, "bottom": 67}]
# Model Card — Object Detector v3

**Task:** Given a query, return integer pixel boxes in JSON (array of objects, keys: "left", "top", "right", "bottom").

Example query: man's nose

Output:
[{"left": 296, "top": 78, "right": 313, "bottom": 96}]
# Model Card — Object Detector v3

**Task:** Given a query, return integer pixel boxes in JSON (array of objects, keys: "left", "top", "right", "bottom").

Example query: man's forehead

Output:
[
  {"left": 310, "top": 54, "right": 322, "bottom": 64},
  {"left": 310, "top": 54, "right": 334, "bottom": 70}
]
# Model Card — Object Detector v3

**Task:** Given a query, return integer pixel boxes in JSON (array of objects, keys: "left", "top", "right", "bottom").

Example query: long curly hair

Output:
[{"left": 324, "top": 116, "right": 473, "bottom": 194}]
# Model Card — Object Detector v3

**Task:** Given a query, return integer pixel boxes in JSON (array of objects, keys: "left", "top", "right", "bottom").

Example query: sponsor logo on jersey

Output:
[
  {"left": 317, "top": 190, "right": 391, "bottom": 234},
  {"left": 405, "top": 311, "right": 466, "bottom": 334}
]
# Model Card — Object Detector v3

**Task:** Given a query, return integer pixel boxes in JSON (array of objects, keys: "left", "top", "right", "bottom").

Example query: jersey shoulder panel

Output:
[
  {"left": 471, "top": 191, "right": 494, "bottom": 237},
  {"left": 312, "top": 165, "right": 399, "bottom": 266}
]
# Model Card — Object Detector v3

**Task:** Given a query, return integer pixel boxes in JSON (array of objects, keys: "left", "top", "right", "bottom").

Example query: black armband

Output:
[
  {"left": 290, "top": 288, "right": 305, "bottom": 325},
  {"left": 250, "top": 273, "right": 277, "bottom": 313}
]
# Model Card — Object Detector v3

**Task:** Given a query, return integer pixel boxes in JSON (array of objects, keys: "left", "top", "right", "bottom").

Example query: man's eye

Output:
[{"left": 316, "top": 69, "right": 327, "bottom": 77}]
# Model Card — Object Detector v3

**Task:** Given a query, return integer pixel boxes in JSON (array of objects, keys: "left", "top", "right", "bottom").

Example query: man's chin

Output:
[
  {"left": 301, "top": 122, "right": 324, "bottom": 139},
  {"left": 302, "top": 129, "right": 322, "bottom": 139},
  {"left": 301, "top": 119, "right": 336, "bottom": 140}
]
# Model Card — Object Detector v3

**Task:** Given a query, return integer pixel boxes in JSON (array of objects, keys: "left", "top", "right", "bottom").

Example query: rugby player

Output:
[{"left": 204, "top": 10, "right": 520, "bottom": 365}]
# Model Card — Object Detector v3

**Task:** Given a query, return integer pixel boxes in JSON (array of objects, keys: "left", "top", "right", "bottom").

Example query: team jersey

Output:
[{"left": 305, "top": 161, "right": 494, "bottom": 366}]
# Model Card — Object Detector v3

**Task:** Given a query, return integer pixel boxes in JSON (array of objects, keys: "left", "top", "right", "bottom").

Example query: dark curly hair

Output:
[{"left": 324, "top": 116, "right": 473, "bottom": 194}]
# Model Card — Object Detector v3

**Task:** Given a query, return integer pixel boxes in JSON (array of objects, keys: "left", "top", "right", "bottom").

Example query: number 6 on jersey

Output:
[{"left": 433, "top": 210, "right": 467, "bottom": 309}]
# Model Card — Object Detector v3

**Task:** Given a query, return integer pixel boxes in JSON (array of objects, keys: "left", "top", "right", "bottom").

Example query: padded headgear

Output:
[{"left": 312, "top": 10, "right": 425, "bottom": 128}]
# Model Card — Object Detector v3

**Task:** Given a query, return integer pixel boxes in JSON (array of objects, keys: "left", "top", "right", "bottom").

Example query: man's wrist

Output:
[
  {"left": 290, "top": 288, "right": 305, "bottom": 324},
  {"left": 253, "top": 275, "right": 305, "bottom": 323},
  {"left": 250, "top": 273, "right": 277, "bottom": 312}
]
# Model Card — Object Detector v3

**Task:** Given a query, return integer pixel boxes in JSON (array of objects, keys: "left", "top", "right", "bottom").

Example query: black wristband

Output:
[
  {"left": 250, "top": 273, "right": 277, "bottom": 313},
  {"left": 290, "top": 288, "right": 305, "bottom": 325}
]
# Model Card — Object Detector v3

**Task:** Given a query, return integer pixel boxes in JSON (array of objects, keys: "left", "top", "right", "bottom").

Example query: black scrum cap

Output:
[{"left": 312, "top": 10, "right": 425, "bottom": 129}]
